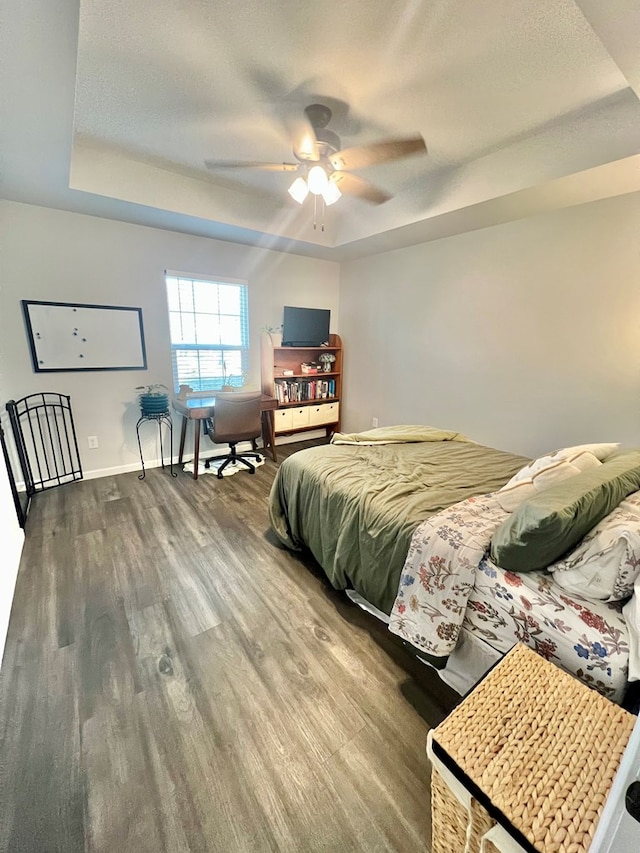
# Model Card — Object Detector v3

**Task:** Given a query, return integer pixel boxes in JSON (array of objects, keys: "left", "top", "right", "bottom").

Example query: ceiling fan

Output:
[{"left": 204, "top": 103, "right": 427, "bottom": 206}]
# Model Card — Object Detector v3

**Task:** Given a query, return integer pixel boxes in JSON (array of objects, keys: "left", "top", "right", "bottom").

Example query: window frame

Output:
[{"left": 165, "top": 270, "right": 250, "bottom": 393}]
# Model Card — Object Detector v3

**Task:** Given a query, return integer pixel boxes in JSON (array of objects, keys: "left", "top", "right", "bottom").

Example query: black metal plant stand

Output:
[{"left": 136, "top": 411, "right": 177, "bottom": 480}]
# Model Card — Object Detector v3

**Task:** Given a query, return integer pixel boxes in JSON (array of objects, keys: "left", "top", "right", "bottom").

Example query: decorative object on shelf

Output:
[
  {"left": 318, "top": 352, "right": 336, "bottom": 372},
  {"left": 136, "top": 383, "right": 170, "bottom": 416},
  {"left": 263, "top": 324, "right": 283, "bottom": 347}
]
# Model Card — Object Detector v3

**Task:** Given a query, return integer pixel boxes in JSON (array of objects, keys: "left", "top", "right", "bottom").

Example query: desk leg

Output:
[
  {"left": 265, "top": 410, "right": 277, "bottom": 463},
  {"left": 192, "top": 420, "right": 200, "bottom": 480},
  {"left": 178, "top": 416, "right": 187, "bottom": 464}
]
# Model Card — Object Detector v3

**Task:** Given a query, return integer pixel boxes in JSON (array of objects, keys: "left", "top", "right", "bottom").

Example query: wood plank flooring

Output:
[{"left": 0, "top": 440, "right": 459, "bottom": 852}]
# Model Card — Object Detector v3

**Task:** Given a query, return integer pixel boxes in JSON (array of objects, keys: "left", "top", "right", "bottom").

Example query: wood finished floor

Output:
[{"left": 0, "top": 439, "right": 459, "bottom": 853}]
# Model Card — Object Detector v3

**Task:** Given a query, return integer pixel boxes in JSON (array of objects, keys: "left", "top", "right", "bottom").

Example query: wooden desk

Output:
[{"left": 172, "top": 394, "right": 278, "bottom": 480}]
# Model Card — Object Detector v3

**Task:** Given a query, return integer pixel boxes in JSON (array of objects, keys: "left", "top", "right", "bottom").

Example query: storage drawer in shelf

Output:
[
  {"left": 308, "top": 402, "right": 339, "bottom": 427},
  {"left": 291, "top": 407, "right": 310, "bottom": 429},
  {"left": 274, "top": 408, "right": 293, "bottom": 432}
]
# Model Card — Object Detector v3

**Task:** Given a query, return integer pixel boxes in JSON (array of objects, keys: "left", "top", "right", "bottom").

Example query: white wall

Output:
[
  {"left": 0, "top": 216, "right": 26, "bottom": 666},
  {"left": 4, "top": 192, "right": 640, "bottom": 472},
  {"left": 339, "top": 192, "right": 640, "bottom": 457},
  {"left": 0, "top": 438, "right": 24, "bottom": 666},
  {"left": 0, "top": 201, "right": 340, "bottom": 476}
]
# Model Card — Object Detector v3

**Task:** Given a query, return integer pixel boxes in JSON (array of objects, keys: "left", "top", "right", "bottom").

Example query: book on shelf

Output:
[{"left": 274, "top": 378, "right": 336, "bottom": 404}]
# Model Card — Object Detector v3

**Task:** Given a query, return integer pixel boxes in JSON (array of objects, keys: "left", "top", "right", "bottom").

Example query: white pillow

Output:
[
  {"left": 550, "top": 491, "right": 640, "bottom": 602},
  {"left": 552, "top": 442, "right": 620, "bottom": 462},
  {"left": 496, "top": 450, "right": 602, "bottom": 512}
]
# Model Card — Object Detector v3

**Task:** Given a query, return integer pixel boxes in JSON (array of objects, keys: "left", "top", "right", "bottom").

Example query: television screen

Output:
[{"left": 282, "top": 306, "right": 330, "bottom": 347}]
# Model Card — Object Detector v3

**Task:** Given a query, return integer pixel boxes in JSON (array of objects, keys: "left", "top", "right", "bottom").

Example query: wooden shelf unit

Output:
[{"left": 261, "top": 333, "right": 343, "bottom": 437}]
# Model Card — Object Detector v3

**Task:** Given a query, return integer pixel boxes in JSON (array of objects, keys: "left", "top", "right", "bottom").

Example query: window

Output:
[{"left": 165, "top": 271, "right": 249, "bottom": 392}]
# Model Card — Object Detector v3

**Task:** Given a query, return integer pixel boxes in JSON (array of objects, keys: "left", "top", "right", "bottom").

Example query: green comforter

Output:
[{"left": 269, "top": 439, "right": 528, "bottom": 614}]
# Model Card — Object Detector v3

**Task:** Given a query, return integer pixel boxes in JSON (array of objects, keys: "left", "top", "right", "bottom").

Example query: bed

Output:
[
  {"left": 269, "top": 427, "right": 640, "bottom": 704},
  {"left": 269, "top": 428, "right": 527, "bottom": 614}
]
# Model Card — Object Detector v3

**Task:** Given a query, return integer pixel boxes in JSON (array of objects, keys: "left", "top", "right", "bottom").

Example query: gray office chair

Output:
[{"left": 203, "top": 391, "right": 263, "bottom": 479}]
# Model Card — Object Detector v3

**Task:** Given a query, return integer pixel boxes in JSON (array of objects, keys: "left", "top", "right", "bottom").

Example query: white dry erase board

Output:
[{"left": 22, "top": 300, "right": 147, "bottom": 372}]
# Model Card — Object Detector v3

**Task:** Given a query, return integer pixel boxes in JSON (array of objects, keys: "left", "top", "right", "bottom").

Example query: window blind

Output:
[{"left": 165, "top": 272, "right": 249, "bottom": 392}]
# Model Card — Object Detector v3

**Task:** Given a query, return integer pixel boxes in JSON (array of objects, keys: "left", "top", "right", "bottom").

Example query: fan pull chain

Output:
[{"left": 312, "top": 195, "right": 326, "bottom": 232}]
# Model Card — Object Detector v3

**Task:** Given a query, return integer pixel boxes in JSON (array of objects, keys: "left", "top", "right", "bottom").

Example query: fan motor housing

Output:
[
  {"left": 315, "top": 128, "right": 340, "bottom": 155},
  {"left": 300, "top": 104, "right": 341, "bottom": 159},
  {"left": 304, "top": 103, "right": 332, "bottom": 130}
]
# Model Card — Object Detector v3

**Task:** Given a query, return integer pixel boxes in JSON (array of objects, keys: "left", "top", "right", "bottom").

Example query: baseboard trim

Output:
[
  {"left": 81, "top": 431, "right": 328, "bottom": 480},
  {"left": 82, "top": 460, "right": 158, "bottom": 481}
]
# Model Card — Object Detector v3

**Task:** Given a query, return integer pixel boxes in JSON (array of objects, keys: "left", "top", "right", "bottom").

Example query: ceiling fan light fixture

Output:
[
  {"left": 288, "top": 176, "right": 309, "bottom": 204},
  {"left": 322, "top": 180, "right": 341, "bottom": 206},
  {"left": 307, "top": 165, "right": 328, "bottom": 195}
]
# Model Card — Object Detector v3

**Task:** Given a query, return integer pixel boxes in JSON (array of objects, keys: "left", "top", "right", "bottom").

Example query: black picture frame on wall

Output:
[{"left": 22, "top": 300, "right": 147, "bottom": 372}]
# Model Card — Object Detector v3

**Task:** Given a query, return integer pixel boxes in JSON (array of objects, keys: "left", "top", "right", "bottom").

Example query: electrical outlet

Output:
[
  {"left": 87, "top": 435, "right": 99, "bottom": 449},
  {"left": 371, "top": 417, "right": 378, "bottom": 428}
]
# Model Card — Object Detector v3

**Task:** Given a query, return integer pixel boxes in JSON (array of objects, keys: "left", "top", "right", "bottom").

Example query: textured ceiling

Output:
[
  {"left": 2, "top": 0, "right": 640, "bottom": 258},
  {"left": 74, "top": 0, "right": 626, "bottom": 165}
]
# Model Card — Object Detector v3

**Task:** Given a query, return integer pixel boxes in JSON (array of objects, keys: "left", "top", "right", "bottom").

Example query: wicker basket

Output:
[
  {"left": 429, "top": 644, "right": 635, "bottom": 853},
  {"left": 431, "top": 766, "right": 495, "bottom": 852}
]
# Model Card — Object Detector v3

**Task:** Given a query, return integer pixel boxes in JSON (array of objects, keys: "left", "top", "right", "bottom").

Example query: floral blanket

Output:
[
  {"left": 464, "top": 558, "right": 629, "bottom": 700},
  {"left": 388, "top": 493, "right": 631, "bottom": 701},
  {"left": 389, "top": 493, "right": 507, "bottom": 656}
]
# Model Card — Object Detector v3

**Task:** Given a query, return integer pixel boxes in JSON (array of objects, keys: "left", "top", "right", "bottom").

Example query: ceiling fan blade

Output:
[
  {"left": 329, "top": 136, "right": 427, "bottom": 171},
  {"left": 330, "top": 171, "right": 392, "bottom": 205},
  {"left": 283, "top": 112, "right": 319, "bottom": 162},
  {"left": 204, "top": 160, "right": 299, "bottom": 172}
]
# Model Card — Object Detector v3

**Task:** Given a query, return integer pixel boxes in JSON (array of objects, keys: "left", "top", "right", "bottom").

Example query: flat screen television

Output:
[{"left": 281, "top": 306, "right": 330, "bottom": 347}]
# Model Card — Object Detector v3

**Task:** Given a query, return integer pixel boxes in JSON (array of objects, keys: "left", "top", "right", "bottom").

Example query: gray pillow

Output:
[{"left": 490, "top": 450, "right": 640, "bottom": 572}]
